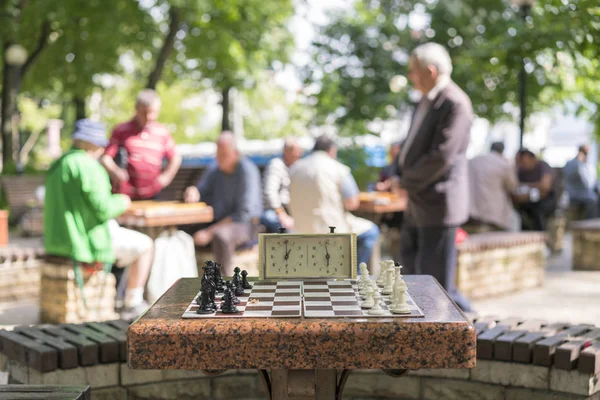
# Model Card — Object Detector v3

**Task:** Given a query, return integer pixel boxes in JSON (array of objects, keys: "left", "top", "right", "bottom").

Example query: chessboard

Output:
[
  {"left": 182, "top": 280, "right": 302, "bottom": 318},
  {"left": 302, "top": 279, "right": 424, "bottom": 318}
]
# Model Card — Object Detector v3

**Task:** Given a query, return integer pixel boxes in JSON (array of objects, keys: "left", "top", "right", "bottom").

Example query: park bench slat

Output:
[
  {"left": 554, "top": 328, "right": 600, "bottom": 370},
  {"left": 0, "top": 330, "right": 57, "bottom": 372},
  {"left": 62, "top": 324, "right": 119, "bottom": 364},
  {"left": 512, "top": 322, "right": 570, "bottom": 363},
  {"left": 42, "top": 327, "right": 98, "bottom": 366},
  {"left": 493, "top": 320, "right": 547, "bottom": 361},
  {"left": 495, "top": 316, "right": 524, "bottom": 329},
  {"left": 533, "top": 324, "right": 594, "bottom": 366},
  {"left": 16, "top": 327, "right": 79, "bottom": 369},
  {"left": 578, "top": 341, "right": 600, "bottom": 375},
  {"left": 86, "top": 322, "right": 127, "bottom": 361},
  {"left": 105, "top": 319, "right": 130, "bottom": 332},
  {"left": 0, "top": 385, "right": 90, "bottom": 400},
  {"left": 477, "top": 326, "right": 510, "bottom": 359}
]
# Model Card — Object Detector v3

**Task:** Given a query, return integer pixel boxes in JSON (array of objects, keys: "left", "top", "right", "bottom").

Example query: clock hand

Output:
[{"left": 325, "top": 244, "right": 330, "bottom": 266}]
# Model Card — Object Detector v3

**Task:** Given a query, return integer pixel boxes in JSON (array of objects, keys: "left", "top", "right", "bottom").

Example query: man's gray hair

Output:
[
  {"left": 283, "top": 137, "right": 299, "bottom": 151},
  {"left": 136, "top": 89, "right": 161, "bottom": 108},
  {"left": 411, "top": 43, "right": 453, "bottom": 76}
]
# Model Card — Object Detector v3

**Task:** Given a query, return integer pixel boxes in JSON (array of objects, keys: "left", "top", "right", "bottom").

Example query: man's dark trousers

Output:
[{"left": 399, "top": 215, "right": 473, "bottom": 312}]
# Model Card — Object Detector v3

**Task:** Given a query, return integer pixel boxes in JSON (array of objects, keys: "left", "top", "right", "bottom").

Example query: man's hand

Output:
[
  {"left": 278, "top": 213, "right": 295, "bottom": 230},
  {"left": 157, "top": 173, "right": 171, "bottom": 188},
  {"left": 388, "top": 176, "right": 403, "bottom": 195},
  {"left": 375, "top": 180, "right": 391, "bottom": 192},
  {"left": 193, "top": 228, "right": 213, "bottom": 247},
  {"left": 122, "top": 196, "right": 132, "bottom": 210},
  {"left": 110, "top": 168, "right": 129, "bottom": 184},
  {"left": 183, "top": 186, "right": 200, "bottom": 203}
]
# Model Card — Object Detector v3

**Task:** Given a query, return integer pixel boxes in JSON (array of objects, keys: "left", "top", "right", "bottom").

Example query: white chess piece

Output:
[
  {"left": 368, "top": 291, "right": 385, "bottom": 315},
  {"left": 361, "top": 286, "right": 374, "bottom": 309},
  {"left": 392, "top": 265, "right": 410, "bottom": 314},
  {"left": 382, "top": 267, "right": 394, "bottom": 295},
  {"left": 375, "top": 261, "right": 386, "bottom": 285}
]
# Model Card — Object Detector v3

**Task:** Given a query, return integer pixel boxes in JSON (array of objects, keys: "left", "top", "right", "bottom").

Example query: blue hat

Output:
[{"left": 72, "top": 119, "right": 108, "bottom": 147}]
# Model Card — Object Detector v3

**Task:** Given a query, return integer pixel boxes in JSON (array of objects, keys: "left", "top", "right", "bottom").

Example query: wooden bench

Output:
[
  {"left": 456, "top": 232, "right": 547, "bottom": 299},
  {"left": 570, "top": 219, "right": 600, "bottom": 271},
  {"left": 2, "top": 317, "right": 599, "bottom": 399},
  {"left": 0, "top": 246, "right": 44, "bottom": 303},
  {"left": 0, "top": 176, "right": 45, "bottom": 225},
  {"left": 0, "top": 385, "right": 90, "bottom": 399}
]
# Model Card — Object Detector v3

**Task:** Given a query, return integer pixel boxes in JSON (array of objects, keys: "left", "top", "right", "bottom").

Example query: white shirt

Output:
[{"left": 399, "top": 76, "right": 451, "bottom": 166}]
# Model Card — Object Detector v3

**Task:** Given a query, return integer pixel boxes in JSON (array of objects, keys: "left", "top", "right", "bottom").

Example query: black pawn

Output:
[
  {"left": 241, "top": 270, "right": 252, "bottom": 290},
  {"left": 232, "top": 267, "right": 241, "bottom": 288},
  {"left": 226, "top": 281, "right": 240, "bottom": 304},
  {"left": 220, "top": 286, "right": 239, "bottom": 314}
]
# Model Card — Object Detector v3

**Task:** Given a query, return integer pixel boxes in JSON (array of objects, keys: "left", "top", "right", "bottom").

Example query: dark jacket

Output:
[{"left": 399, "top": 81, "right": 473, "bottom": 227}]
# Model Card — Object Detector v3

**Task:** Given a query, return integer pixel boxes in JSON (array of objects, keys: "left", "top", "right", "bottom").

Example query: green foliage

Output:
[
  {"left": 307, "top": 0, "right": 600, "bottom": 136},
  {"left": 337, "top": 145, "right": 380, "bottom": 191},
  {"left": 242, "top": 72, "right": 313, "bottom": 140}
]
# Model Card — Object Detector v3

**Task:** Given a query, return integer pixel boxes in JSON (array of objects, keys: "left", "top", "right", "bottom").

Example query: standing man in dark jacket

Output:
[{"left": 392, "top": 43, "right": 473, "bottom": 312}]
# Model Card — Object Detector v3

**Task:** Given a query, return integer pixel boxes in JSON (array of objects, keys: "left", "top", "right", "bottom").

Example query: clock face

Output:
[{"left": 259, "top": 233, "right": 356, "bottom": 279}]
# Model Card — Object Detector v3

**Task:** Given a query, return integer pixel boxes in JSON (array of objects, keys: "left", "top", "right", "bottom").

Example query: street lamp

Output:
[
  {"left": 1, "top": 44, "right": 28, "bottom": 171},
  {"left": 511, "top": 0, "right": 535, "bottom": 148}
]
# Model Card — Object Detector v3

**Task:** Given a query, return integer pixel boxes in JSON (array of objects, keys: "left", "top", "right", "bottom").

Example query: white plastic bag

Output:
[{"left": 146, "top": 230, "right": 198, "bottom": 303}]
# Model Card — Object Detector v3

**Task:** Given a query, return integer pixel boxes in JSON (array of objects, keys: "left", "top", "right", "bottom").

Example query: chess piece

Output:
[
  {"left": 241, "top": 270, "right": 252, "bottom": 290},
  {"left": 368, "top": 291, "right": 385, "bottom": 315},
  {"left": 232, "top": 267, "right": 241, "bottom": 287},
  {"left": 383, "top": 267, "right": 394, "bottom": 295},
  {"left": 214, "top": 263, "right": 225, "bottom": 293},
  {"left": 196, "top": 275, "right": 216, "bottom": 314},
  {"left": 220, "top": 286, "right": 239, "bottom": 314},
  {"left": 361, "top": 286, "right": 375, "bottom": 309},
  {"left": 201, "top": 263, "right": 217, "bottom": 310},
  {"left": 375, "top": 261, "right": 386, "bottom": 285},
  {"left": 226, "top": 281, "right": 240, "bottom": 304},
  {"left": 392, "top": 264, "right": 410, "bottom": 314}
]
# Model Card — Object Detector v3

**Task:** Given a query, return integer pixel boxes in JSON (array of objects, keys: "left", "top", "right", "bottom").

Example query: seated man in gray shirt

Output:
[{"left": 183, "top": 132, "right": 262, "bottom": 276}]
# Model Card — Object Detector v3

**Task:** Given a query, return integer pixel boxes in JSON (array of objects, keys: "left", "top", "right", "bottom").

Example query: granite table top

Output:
[{"left": 128, "top": 275, "right": 476, "bottom": 371}]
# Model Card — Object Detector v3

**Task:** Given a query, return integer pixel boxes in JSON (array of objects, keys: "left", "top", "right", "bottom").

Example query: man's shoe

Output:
[{"left": 120, "top": 300, "right": 150, "bottom": 322}]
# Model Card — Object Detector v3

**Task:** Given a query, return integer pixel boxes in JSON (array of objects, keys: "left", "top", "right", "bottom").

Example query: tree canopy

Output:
[{"left": 306, "top": 0, "right": 600, "bottom": 136}]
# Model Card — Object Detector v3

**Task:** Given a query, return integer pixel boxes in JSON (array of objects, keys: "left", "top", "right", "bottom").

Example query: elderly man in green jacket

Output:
[{"left": 44, "top": 119, "right": 153, "bottom": 320}]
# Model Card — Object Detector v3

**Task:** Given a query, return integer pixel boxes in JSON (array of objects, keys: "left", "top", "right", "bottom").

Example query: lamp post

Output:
[
  {"left": 511, "top": 0, "right": 534, "bottom": 148},
  {"left": 1, "top": 44, "right": 28, "bottom": 171}
]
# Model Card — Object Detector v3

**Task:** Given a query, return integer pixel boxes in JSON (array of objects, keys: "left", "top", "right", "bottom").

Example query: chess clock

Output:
[{"left": 258, "top": 227, "right": 357, "bottom": 280}]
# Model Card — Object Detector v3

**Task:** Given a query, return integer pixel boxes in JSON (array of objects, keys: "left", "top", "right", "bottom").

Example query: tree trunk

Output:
[
  {"left": 1, "top": 56, "right": 17, "bottom": 169},
  {"left": 147, "top": 6, "right": 181, "bottom": 89},
  {"left": 74, "top": 96, "right": 86, "bottom": 120},
  {"left": 221, "top": 86, "right": 231, "bottom": 132}
]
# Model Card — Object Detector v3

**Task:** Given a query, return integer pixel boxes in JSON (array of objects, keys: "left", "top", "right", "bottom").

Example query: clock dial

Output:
[{"left": 261, "top": 234, "right": 355, "bottom": 279}]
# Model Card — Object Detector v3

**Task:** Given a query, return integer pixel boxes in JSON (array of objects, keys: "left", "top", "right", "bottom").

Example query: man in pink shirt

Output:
[{"left": 101, "top": 89, "right": 182, "bottom": 200}]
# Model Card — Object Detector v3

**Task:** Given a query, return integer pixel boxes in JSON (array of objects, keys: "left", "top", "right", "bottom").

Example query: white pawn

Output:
[
  {"left": 383, "top": 267, "right": 394, "bottom": 295},
  {"left": 361, "top": 286, "right": 375, "bottom": 309},
  {"left": 392, "top": 265, "right": 410, "bottom": 314},
  {"left": 368, "top": 291, "right": 385, "bottom": 315}
]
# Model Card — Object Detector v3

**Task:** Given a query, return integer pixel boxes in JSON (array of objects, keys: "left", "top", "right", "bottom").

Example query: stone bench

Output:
[
  {"left": 570, "top": 219, "right": 600, "bottom": 271},
  {"left": 40, "top": 256, "right": 119, "bottom": 324},
  {"left": 456, "top": 232, "right": 547, "bottom": 299},
  {"left": 0, "top": 385, "right": 90, "bottom": 399},
  {"left": 0, "top": 246, "right": 44, "bottom": 304},
  {"left": 2, "top": 317, "right": 600, "bottom": 399}
]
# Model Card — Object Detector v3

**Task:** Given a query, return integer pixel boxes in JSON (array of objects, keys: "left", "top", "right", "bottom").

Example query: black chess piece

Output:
[
  {"left": 220, "top": 286, "right": 239, "bottom": 314},
  {"left": 214, "top": 263, "right": 225, "bottom": 293},
  {"left": 232, "top": 267, "right": 241, "bottom": 288},
  {"left": 226, "top": 281, "right": 240, "bottom": 304},
  {"left": 241, "top": 270, "right": 252, "bottom": 290},
  {"left": 201, "top": 263, "right": 217, "bottom": 310},
  {"left": 196, "top": 275, "right": 216, "bottom": 314}
]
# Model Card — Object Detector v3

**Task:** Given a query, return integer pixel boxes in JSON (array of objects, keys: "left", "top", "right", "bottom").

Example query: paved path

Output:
[{"left": 472, "top": 234, "right": 600, "bottom": 325}]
